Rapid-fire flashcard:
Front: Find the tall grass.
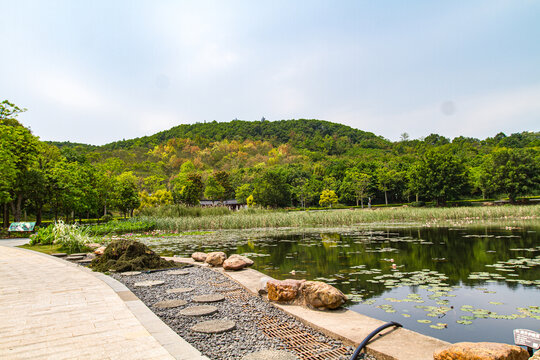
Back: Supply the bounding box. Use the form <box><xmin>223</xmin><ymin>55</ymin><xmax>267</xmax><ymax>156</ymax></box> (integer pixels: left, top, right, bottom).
<box><xmin>137</xmin><ymin>204</ymin><xmax>236</xmax><ymax>217</ymax></box>
<box><xmin>135</xmin><ymin>205</ymin><xmax>540</xmax><ymax>232</ymax></box>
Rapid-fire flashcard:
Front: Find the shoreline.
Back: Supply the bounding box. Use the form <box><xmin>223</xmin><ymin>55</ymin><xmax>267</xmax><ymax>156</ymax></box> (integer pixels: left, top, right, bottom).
<box><xmin>167</xmin><ymin>257</ymin><xmax>449</xmax><ymax>360</ymax></box>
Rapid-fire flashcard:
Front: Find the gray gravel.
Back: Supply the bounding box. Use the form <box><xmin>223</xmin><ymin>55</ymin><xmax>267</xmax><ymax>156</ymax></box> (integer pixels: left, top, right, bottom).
<box><xmin>113</xmin><ymin>266</ymin><xmax>377</xmax><ymax>360</ymax></box>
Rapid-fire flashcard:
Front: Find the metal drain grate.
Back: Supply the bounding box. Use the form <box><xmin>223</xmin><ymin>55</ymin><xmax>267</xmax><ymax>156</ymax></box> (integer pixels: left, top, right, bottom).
<box><xmin>258</xmin><ymin>316</ymin><xmax>351</xmax><ymax>359</ymax></box>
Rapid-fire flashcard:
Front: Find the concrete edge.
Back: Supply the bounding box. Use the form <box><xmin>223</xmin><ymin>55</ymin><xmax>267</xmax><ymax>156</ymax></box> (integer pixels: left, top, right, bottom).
<box><xmin>168</xmin><ymin>257</ymin><xmax>450</xmax><ymax>360</ymax></box>
<box><xmin>3</xmin><ymin>245</ymin><xmax>209</xmax><ymax>360</ymax></box>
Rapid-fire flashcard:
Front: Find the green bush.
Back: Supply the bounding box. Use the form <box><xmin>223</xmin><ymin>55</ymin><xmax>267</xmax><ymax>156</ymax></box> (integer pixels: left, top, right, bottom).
<box><xmin>410</xmin><ymin>201</ymin><xmax>426</xmax><ymax>207</ymax></box>
<box><xmin>29</xmin><ymin>225</ymin><xmax>55</xmax><ymax>245</ymax></box>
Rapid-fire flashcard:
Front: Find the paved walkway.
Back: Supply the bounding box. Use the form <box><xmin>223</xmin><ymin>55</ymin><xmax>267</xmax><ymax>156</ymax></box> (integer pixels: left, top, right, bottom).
<box><xmin>0</xmin><ymin>243</ymin><xmax>208</xmax><ymax>360</ymax></box>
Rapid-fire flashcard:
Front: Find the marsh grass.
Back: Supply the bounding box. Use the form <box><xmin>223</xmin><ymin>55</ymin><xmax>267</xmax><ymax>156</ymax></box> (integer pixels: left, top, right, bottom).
<box><xmin>135</xmin><ymin>205</ymin><xmax>540</xmax><ymax>232</ymax></box>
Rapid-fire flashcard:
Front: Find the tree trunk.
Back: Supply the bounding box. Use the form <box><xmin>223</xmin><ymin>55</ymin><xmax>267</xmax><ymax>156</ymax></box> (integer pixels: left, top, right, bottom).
<box><xmin>104</xmin><ymin>203</ymin><xmax>107</xmax><ymax>217</ymax></box>
<box><xmin>3</xmin><ymin>204</ymin><xmax>9</xmax><ymax>228</ymax></box>
<box><xmin>416</xmin><ymin>193</ymin><xmax>419</xmax><ymax>202</ymax></box>
<box><xmin>36</xmin><ymin>206</ymin><xmax>42</xmax><ymax>227</ymax></box>
<box><xmin>361</xmin><ymin>198</ymin><xmax>364</xmax><ymax>208</ymax></box>
<box><xmin>356</xmin><ymin>198</ymin><xmax>359</xmax><ymax>207</ymax></box>
<box><xmin>384</xmin><ymin>191</ymin><xmax>388</xmax><ymax>205</ymax></box>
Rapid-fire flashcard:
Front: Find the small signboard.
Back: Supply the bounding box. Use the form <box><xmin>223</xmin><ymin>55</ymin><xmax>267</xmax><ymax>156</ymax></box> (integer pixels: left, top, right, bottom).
<box><xmin>514</xmin><ymin>329</ymin><xmax>540</xmax><ymax>350</ymax></box>
<box><xmin>8</xmin><ymin>222</ymin><xmax>36</xmax><ymax>232</ymax></box>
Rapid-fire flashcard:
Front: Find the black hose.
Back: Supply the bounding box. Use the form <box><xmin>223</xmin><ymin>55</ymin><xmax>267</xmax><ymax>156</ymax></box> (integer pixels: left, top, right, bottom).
<box><xmin>350</xmin><ymin>321</ymin><xmax>403</xmax><ymax>360</ymax></box>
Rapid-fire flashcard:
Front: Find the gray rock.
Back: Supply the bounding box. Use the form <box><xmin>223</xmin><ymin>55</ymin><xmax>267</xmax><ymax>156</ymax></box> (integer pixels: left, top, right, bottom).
<box><xmin>153</xmin><ymin>299</ymin><xmax>187</xmax><ymax>309</ymax></box>
<box><xmin>65</xmin><ymin>255</ymin><xmax>84</xmax><ymax>261</ymax></box>
<box><xmin>193</xmin><ymin>294</ymin><xmax>225</xmax><ymax>303</ymax></box>
<box><xmin>179</xmin><ymin>305</ymin><xmax>218</xmax><ymax>317</ymax></box>
<box><xmin>191</xmin><ymin>319</ymin><xmax>236</xmax><ymax>334</ymax></box>
<box><xmin>242</xmin><ymin>350</ymin><xmax>298</xmax><ymax>360</ymax></box>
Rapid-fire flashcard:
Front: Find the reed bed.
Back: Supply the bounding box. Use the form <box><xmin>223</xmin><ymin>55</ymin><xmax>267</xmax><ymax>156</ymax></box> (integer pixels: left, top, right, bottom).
<box><xmin>135</xmin><ymin>205</ymin><xmax>540</xmax><ymax>232</ymax></box>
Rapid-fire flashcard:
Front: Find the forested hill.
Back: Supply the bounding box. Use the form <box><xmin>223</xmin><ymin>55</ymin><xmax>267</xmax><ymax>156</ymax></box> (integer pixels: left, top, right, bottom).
<box><xmin>99</xmin><ymin>119</ymin><xmax>390</xmax><ymax>150</ymax></box>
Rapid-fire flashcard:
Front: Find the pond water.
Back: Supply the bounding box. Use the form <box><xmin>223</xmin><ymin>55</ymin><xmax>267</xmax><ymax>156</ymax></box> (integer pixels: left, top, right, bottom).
<box><xmin>142</xmin><ymin>225</ymin><xmax>540</xmax><ymax>344</ymax></box>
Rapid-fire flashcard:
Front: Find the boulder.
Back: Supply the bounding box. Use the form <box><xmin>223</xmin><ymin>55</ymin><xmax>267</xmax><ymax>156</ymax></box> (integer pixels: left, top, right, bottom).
<box><xmin>94</xmin><ymin>246</ymin><xmax>106</xmax><ymax>256</ymax></box>
<box><xmin>86</xmin><ymin>243</ymin><xmax>102</xmax><ymax>250</ymax></box>
<box><xmin>223</xmin><ymin>254</ymin><xmax>254</xmax><ymax>271</ymax></box>
<box><xmin>266</xmin><ymin>279</ymin><xmax>304</xmax><ymax>302</ymax></box>
<box><xmin>433</xmin><ymin>342</ymin><xmax>530</xmax><ymax>360</ymax></box>
<box><xmin>191</xmin><ymin>252</ymin><xmax>207</xmax><ymax>262</ymax></box>
<box><xmin>205</xmin><ymin>252</ymin><xmax>227</xmax><ymax>266</ymax></box>
<box><xmin>301</xmin><ymin>281</ymin><xmax>347</xmax><ymax>309</ymax></box>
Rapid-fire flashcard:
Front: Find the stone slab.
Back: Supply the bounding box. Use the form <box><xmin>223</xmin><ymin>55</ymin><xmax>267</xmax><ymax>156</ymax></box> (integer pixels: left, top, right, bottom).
<box><xmin>51</xmin><ymin>253</ymin><xmax>67</xmax><ymax>257</ymax></box>
<box><xmin>180</xmin><ymin>305</ymin><xmax>218</xmax><ymax>317</ymax></box>
<box><xmin>242</xmin><ymin>350</ymin><xmax>298</xmax><ymax>360</ymax></box>
<box><xmin>191</xmin><ymin>320</ymin><xmax>235</xmax><ymax>334</ymax></box>
<box><xmin>192</xmin><ymin>294</ymin><xmax>225</xmax><ymax>303</ymax></box>
<box><xmin>166</xmin><ymin>287</ymin><xmax>194</xmax><ymax>294</ymax></box>
<box><xmin>120</xmin><ymin>271</ymin><xmax>142</xmax><ymax>276</ymax></box>
<box><xmin>65</xmin><ymin>255</ymin><xmax>84</xmax><ymax>261</ymax></box>
<box><xmin>153</xmin><ymin>299</ymin><xmax>188</xmax><ymax>309</ymax></box>
<box><xmin>167</xmin><ymin>270</ymin><xmax>189</xmax><ymax>275</ymax></box>
<box><xmin>135</xmin><ymin>280</ymin><xmax>165</xmax><ymax>287</ymax></box>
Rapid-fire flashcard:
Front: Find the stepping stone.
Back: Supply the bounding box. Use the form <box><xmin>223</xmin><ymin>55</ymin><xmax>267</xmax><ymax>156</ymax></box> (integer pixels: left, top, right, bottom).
<box><xmin>120</xmin><ymin>271</ymin><xmax>142</xmax><ymax>276</ymax></box>
<box><xmin>167</xmin><ymin>270</ymin><xmax>189</xmax><ymax>275</ymax></box>
<box><xmin>51</xmin><ymin>253</ymin><xmax>67</xmax><ymax>257</ymax></box>
<box><xmin>134</xmin><ymin>280</ymin><xmax>165</xmax><ymax>287</ymax></box>
<box><xmin>179</xmin><ymin>305</ymin><xmax>218</xmax><ymax>317</ymax></box>
<box><xmin>77</xmin><ymin>259</ymin><xmax>92</xmax><ymax>264</ymax></box>
<box><xmin>242</xmin><ymin>350</ymin><xmax>298</xmax><ymax>360</ymax></box>
<box><xmin>217</xmin><ymin>287</ymin><xmax>242</xmax><ymax>293</ymax></box>
<box><xmin>191</xmin><ymin>319</ymin><xmax>235</xmax><ymax>334</ymax></box>
<box><xmin>192</xmin><ymin>294</ymin><xmax>225</xmax><ymax>303</ymax></box>
<box><xmin>166</xmin><ymin>287</ymin><xmax>194</xmax><ymax>294</ymax></box>
<box><xmin>70</xmin><ymin>253</ymin><xmax>88</xmax><ymax>257</ymax></box>
<box><xmin>153</xmin><ymin>299</ymin><xmax>187</xmax><ymax>309</ymax></box>
<box><xmin>65</xmin><ymin>255</ymin><xmax>84</xmax><ymax>261</ymax></box>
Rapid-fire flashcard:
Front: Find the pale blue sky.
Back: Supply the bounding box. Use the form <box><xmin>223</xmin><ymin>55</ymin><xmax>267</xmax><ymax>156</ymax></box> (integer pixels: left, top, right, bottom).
<box><xmin>1</xmin><ymin>0</ymin><xmax>539</xmax><ymax>144</ymax></box>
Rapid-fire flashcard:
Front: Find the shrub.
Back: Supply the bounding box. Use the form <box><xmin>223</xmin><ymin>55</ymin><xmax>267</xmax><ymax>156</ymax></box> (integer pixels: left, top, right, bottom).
<box><xmin>29</xmin><ymin>225</ymin><xmax>55</xmax><ymax>245</ymax></box>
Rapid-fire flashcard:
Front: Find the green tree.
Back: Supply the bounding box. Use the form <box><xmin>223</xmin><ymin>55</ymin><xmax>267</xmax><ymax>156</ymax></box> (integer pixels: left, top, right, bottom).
<box><xmin>408</xmin><ymin>150</ymin><xmax>469</xmax><ymax>205</ymax></box>
<box><xmin>0</xmin><ymin>103</ymin><xmax>40</xmax><ymax>222</ymax></box>
<box><xmin>376</xmin><ymin>167</ymin><xmax>399</xmax><ymax>205</ymax></box>
<box><xmin>172</xmin><ymin>173</ymin><xmax>203</xmax><ymax>205</ymax></box>
<box><xmin>204</xmin><ymin>176</ymin><xmax>225</xmax><ymax>201</ymax></box>
<box><xmin>340</xmin><ymin>170</ymin><xmax>371</xmax><ymax>207</ymax></box>
<box><xmin>319</xmin><ymin>189</ymin><xmax>338</xmax><ymax>208</ymax></box>
<box><xmin>235</xmin><ymin>184</ymin><xmax>253</xmax><ymax>205</ymax></box>
<box><xmin>484</xmin><ymin>148</ymin><xmax>539</xmax><ymax>202</ymax></box>
<box><xmin>214</xmin><ymin>171</ymin><xmax>234</xmax><ymax>200</ymax></box>
<box><xmin>114</xmin><ymin>172</ymin><xmax>140</xmax><ymax>217</ymax></box>
<box><xmin>253</xmin><ymin>168</ymin><xmax>291</xmax><ymax>208</ymax></box>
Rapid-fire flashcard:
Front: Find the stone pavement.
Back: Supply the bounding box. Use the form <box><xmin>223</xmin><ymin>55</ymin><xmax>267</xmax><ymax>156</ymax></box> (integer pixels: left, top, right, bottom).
<box><xmin>0</xmin><ymin>244</ymin><xmax>208</xmax><ymax>360</ymax></box>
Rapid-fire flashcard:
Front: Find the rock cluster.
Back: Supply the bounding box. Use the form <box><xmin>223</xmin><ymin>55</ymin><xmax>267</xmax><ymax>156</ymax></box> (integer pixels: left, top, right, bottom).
<box><xmin>433</xmin><ymin>342</ymin><xmax>530</xmax><ymax>360</ymax></box>
<box><xmin>267</xmin><ymin>279</ymin><xmax>346</xmax><ymax>310</ymax></box>
<box><xmin>191</xmin><ymin>251</ymin><xmax>254</xmax><ymax>271</ymax></box>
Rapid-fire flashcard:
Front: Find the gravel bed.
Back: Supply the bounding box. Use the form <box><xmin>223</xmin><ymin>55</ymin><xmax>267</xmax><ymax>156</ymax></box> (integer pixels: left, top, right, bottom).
<box><xmin>113</xmin><ymin>266</ymin><xmax>378</xmax><ymax>360</ymax></box>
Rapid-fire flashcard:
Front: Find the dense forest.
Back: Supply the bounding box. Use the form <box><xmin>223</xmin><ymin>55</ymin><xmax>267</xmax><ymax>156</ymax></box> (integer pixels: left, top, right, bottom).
<box><xmin>1</xmin><ymin>100</ymin><xmax>539</xmax><ymax>226</ymax></box>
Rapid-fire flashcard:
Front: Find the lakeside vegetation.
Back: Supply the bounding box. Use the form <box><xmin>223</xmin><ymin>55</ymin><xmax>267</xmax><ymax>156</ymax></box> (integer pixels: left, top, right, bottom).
<box><xmin>106</xmin><ymin>205</ymin><xmax>540</xmax><ymax>233</ymax></box>
<box><xmin>1</xmin><ymin>99</ymin><xmax>539</xmax><ymax>229</ymax></box>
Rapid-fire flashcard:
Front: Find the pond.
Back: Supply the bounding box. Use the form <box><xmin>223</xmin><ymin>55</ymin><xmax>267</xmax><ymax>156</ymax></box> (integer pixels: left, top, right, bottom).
<box><xmin>140</xmin><ymin>225</ymin><xmax>540</xmax><ymax>344</ymax></box>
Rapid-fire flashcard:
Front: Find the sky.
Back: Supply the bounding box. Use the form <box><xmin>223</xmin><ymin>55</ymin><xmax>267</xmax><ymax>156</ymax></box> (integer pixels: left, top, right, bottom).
<box><xmin>1</xmin><ymin>0</ymin><xmax>539</xmax><ymax>145</ymax></box>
